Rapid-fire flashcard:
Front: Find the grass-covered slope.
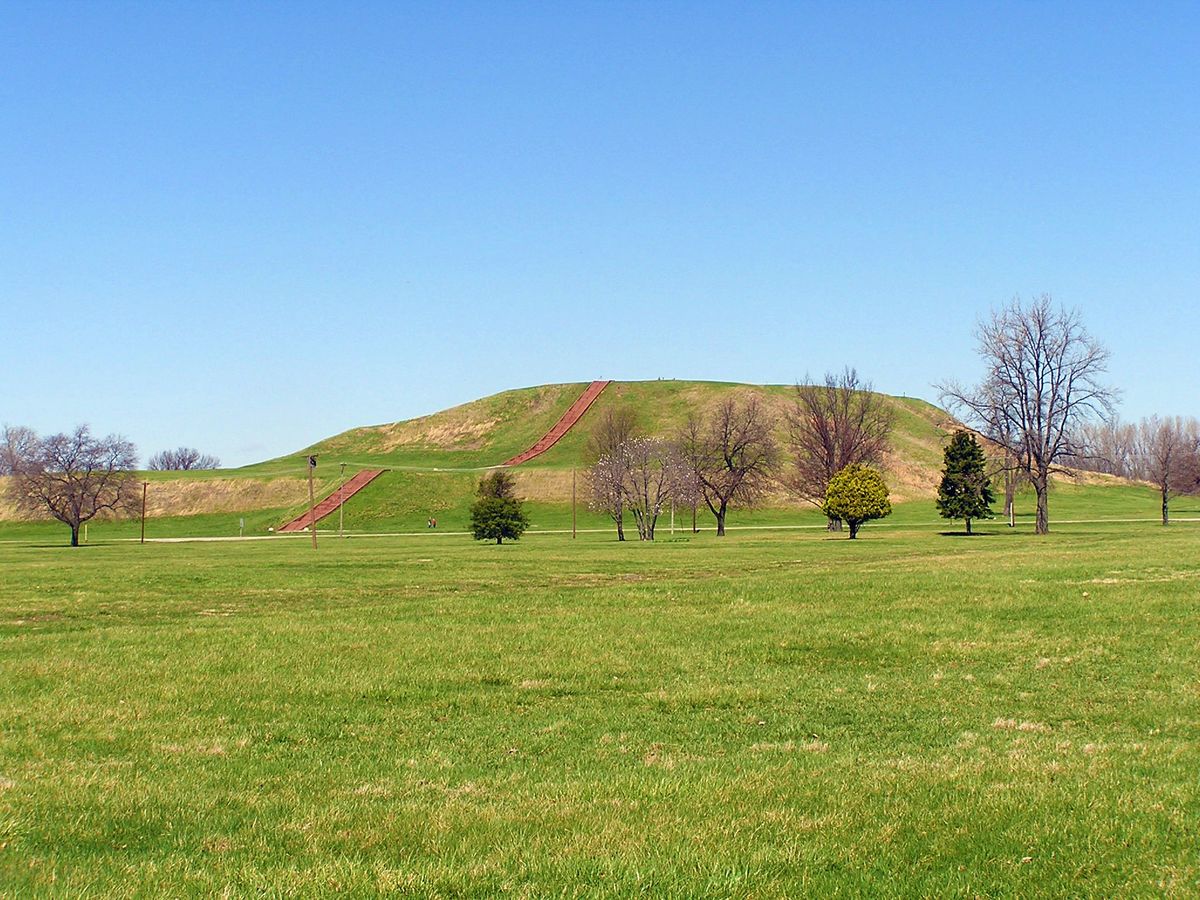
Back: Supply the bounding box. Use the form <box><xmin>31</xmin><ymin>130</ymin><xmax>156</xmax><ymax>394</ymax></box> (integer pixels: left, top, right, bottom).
<box><xmin>234</xmin><ymin>380</ymin><xmax>958</xmax><ymax>530</ymax></box>
<box><xmin>247</xmin><ymin>382</ymin><xmax>596</xmax><ymax>474</ymax></box>
<box><xmin>0</xmin><ymin>380</ymin><xmax>1166</xmax><ymax>540</ymax></box>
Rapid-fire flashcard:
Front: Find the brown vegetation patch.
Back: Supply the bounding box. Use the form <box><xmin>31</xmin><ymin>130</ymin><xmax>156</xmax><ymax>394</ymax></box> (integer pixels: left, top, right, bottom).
<box><xmin>370</xmin><ymin>414</ymin><xmax>500</xmax><ymax>452</ymax></box>
<box><xmin>145</xmin><ymin>478</ymin><xmax>311</xmax><ymax>517</ymax></box>
<box><xmin>0</xmin><ymin>476</ymin><xmax>312</xmax><ymax>521</ymax></box>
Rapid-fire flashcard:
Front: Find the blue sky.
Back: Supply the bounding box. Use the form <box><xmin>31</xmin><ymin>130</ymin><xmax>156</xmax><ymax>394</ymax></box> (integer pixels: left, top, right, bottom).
<box><xmin>2</xmin><ymin>1</ymin><xmax>1197</xmax><ymax>466</ymax></box>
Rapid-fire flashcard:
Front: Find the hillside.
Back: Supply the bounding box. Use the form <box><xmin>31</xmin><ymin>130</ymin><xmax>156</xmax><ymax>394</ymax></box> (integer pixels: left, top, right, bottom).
<box><xmin>234</xmin><ymin>380</ymin><xmax>960</xmax><ymax>532</ymax></box>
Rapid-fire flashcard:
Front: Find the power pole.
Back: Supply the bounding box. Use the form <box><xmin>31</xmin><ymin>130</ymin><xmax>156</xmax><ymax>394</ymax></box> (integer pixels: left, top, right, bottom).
<box><xmin>307</xmin><ymin>455</ymin><xmax>318</xmax><ymax>550</ymax></box>
<box><xmin>140</xmin><ymin>481</ymin><xmax>149</xmax><ymax>544</ymax></box>
<box><xmin>572</xmin><ymin>468</ymin><xmax>577</xmax><ymax>539</ymax></box>
<box><xmin>339</xmin><ymin>462</ymin><xmax>347</xmax><ymax>539</ymax></box>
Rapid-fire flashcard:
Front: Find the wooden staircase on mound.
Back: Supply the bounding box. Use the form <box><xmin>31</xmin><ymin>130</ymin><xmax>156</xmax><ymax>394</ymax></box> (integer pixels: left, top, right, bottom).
<box><xmin>278</xmin><ymin>468</ymin><xmax>386</xmax><ymax>532</ymax></box>
<box><xmin>501</xmin><ymin>380</ymin><xmax>612</xmax><ymax>467</ymax></box>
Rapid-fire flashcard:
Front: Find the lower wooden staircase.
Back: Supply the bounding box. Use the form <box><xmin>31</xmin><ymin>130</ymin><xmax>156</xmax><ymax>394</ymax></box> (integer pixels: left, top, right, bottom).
<box><xmin>278</xmin><ymin>468</ymin><xmax>386</xmax><ymax>532</ymax></box>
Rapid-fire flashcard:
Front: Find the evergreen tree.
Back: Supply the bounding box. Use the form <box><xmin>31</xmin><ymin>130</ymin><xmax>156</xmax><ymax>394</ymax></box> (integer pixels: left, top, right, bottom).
<box><xmin>936</xmin><ymin>430</ymin><xmax>995</xmax><ymax>534</ymax></box>
<box><xmin>477</xmin><ymin>470</ymin><xmax>518</xmax><ymax>500</ymax></box>
<box><xmin>470</xmin><ymin>471</ymin><xmax>529</xmax><ymax>544</ymax></box>
<box><xmin>823</xmin><ymin>464</ymin><xmax>891</xmax><ymax>539</ymax></box>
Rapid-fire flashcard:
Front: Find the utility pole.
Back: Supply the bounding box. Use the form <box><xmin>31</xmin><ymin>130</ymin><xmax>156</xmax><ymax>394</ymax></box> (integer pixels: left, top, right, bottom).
<box><xmin>572</xmin><ymin>468</ymin><xmax>577</xmax><ymax>539</ymax></box>
<box><xmin>140</xmin><ymin>481</ymin><xmax>149</xmax><ymax>544</ymax></box>
<box><xmin>339</xmin><ymin>462</ymin><xmax>347</xmax><ymax>539</ymax></box>
<box><xmin>307</xmin><ymin>455</ymin><xmax>318</xmax><ymax>550</ymax></box>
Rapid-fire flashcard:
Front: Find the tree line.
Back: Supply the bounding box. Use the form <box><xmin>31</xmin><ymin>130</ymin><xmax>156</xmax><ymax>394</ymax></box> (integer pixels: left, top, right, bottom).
<box><xmin>580</xmin><ymin>368</ymin><xmax>896</xmax><ymax>541</ymax></box>
<box><xmin>939</xmin><ymin>295</ymin><xmax>1199</xmax><ymax>532</ymax></box>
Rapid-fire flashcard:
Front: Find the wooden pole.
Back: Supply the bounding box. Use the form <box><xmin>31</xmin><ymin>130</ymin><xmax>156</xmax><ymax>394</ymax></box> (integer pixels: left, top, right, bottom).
<box><xmin>307</xmin><ymin>455</ymin><xmax>318</xmax><ymax>550</ymax></box>
<box><xmin>339</xmin><ymin>462</ymin><xmax>346</xmax><ymax>539</ymax></box>
<box><xmin>140</xmin><ymin>481</ymin><xmax>149</xmax><ymax>544</ymax></box>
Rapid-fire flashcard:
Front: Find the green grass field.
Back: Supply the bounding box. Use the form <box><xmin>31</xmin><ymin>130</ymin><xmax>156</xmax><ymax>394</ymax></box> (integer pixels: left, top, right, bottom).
<box><xmin>2</xmin><ymin>491</ymin><xmax>1198</xmax><ymax>895</ymax></box>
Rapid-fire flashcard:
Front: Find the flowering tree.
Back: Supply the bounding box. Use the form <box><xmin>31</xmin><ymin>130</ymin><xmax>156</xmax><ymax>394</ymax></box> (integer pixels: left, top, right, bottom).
<box><xmin>587</xmin><ymin>438</ymin><xmax>687</xmax><ymax>541</ymax></box>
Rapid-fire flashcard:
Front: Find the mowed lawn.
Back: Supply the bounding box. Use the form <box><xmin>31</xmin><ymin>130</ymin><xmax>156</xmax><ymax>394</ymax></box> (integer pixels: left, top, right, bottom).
<box><xmin>1</xmin><ymin>522</ymin><xmax>1198</xmax><ymax>896</ymax></box>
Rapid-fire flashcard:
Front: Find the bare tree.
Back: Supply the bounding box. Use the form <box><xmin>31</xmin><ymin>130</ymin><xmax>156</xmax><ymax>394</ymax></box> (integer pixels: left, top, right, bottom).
<box><xmin>584</xmin><ymin>406</ymin><xmax>640</xmax><ymax>464</ymax></box>
<box><xmin>147</xmin><ymin>447</ymin><xmax>220</xmax><ymax>470</ymax></box>
<box><xmin>939</xmin><ymin>295</ymin><xmax>1117</xmax><ymax>534</ymax></box>
<box><xmin>1133</xmin><ymin>416</ymin><xmax>1200</xmax><ymax>525</ymax></box>
<box><xmin>976</xmin><ymin>386</ymin><xmax>1027</xmax><ymax>527</ymax></box>
<box><xmin>784</xmin><ymin>367</ymin><xmax>893</xmax><ymax>529</ymax></box>
<box><xmin>1067</xmin><ymin>420</ymin><xmax>1138</xmax><ymax>478</ymax></box>
<box><xmin>677</xmin><ymin>395</ymin><xmax>779</xmax><ymax>536</ymax></box>
<box><xmin>0</xmin><ymin>425</ymin><xmax>39</xmax><ymax>476</ymax></box>
<box><xmin>7</xmin><ymin>426</ymin><xmax>140</xmax><ymax>546</ymax></box>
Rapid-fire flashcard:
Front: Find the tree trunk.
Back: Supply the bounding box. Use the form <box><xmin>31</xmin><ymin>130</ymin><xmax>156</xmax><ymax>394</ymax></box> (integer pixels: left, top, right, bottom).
<box><xmin>966</xmin><ymin>518</ymin><xmax>972</xmax><ymax>535</ymax></box>
<box><xmin>692</xmin><ymin>503</ymin><xmax>697</xmax><ymax>533</ymax></box>
<box><xmin>496</xmin><ymin>536</ymin><xmax>502</xmax><ymax>544</ymax></box>
<box><xmin>1004</xmin><ymin>459</ymin><xmax>1016</xmax><ymax>527</ymax></box>
<box><xmin>715</xmin><ymin>503</ymin><xmax>727</xmax><ymax>537</ymax></box>
<box><xmin>1033</xmin><ymin>471</ymin><xmax>1049</xmax><ymax>535</ymax></box>
<box><xmin>70</xmin><ymin>523</ymin><xmax>80</xmax><ymax>547</ymax></box>
<box><xmin>616</xmin><ymin>514</ymin><xmax>625</xmax><ymax>542</ymax></box>
<box><xmin>848</xmin><ymin>521</ymin><xmax>859</xmax><ymax>539</ymax></box>
<box><xmin>827</xmin><ymin>516</ymin><xmax>843</xmax><ymax>532</ymax></box>
<box><xmin>1162</xmin><ymin>484</ymin><xmax>1170</xmax><ymax>526</ymax></box>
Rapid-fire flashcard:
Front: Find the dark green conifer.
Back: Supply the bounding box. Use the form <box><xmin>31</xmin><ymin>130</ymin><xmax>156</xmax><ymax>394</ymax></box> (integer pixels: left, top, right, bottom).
<box><xmin>936</xmin><ymin>430</ymin><xmax>994</xmax><ymax>534</ymax></box>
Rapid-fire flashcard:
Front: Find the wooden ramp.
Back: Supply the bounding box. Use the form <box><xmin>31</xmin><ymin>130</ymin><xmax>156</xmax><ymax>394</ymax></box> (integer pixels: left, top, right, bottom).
<box><xmin>278</xmin><ymin>468</ymin><xmax>386</xmax><ymax>532</ymax></box>
<box><xmin>501</xmin><ymin>381</ymin><xmax>611</xmax><ymax>467</ymax></box>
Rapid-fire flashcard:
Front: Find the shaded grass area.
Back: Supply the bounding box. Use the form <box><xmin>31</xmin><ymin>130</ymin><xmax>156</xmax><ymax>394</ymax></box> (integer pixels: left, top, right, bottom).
<box><xmin>1</xmin><ymin>520</ymin><xmax>1198</xmax><ymax>895</ymax></box>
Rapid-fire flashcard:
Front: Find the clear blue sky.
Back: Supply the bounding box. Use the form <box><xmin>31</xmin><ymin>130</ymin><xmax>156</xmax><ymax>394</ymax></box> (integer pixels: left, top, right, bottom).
<box><xmin>2</xmin><ymin>1</ymin><xmax>1196</xmax><ymax>466</ymax></box>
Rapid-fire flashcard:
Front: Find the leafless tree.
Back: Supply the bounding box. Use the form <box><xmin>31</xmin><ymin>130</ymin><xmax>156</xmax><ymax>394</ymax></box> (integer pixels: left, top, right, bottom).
<box><xmin>1132</xmin><ymin>416</ymin><xmax>1200</xmax><ymax>525</ymax></box>
<box><xmin>7</xmin><ymin>426</ymin><xmax>140</xmax><ymax>546</ymax></box>
<box><xmin>783</xmin><ymin>367</ymin><xmax>893</xmax><ymax>529</ymax></box>
<box><xmin>147</xmin><ymin>447</ymin><xmax>220</xmax><ymax>470</ymax></box>
<box><xmin>975</xmin><ymin>386</ymin><xmax>1027</xmax><ymax>527</ymax></box>
<box><xmin>1064</xmin><ymin>420</ymin><xmax>1138</xmax><ymax>477</ymax></box>
<box><xmin>584</xmin><ymin>405</ymin><xmax>640</xmax><ymax>465</ymax></box>
<box><xmin>0</xmin><ymin>425</ymin><xmax>39</xmax><ymax>476</ymax></box>
<box><xmin>677</xmin><ymin>395</ymin><xmax>779</xmax><ymax>536</ymax></box>
<box><xmin>939</xmin><ymin>295</ymin><xmax>1117</xmax><ymax>534</ymax></box>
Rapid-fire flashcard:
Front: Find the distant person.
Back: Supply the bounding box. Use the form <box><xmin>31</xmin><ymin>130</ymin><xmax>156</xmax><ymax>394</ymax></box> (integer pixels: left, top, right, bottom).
<box><xmin>431</xmin><ymin>517</ymin><xmax>437</xmax><ymax>529</ymax></box>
